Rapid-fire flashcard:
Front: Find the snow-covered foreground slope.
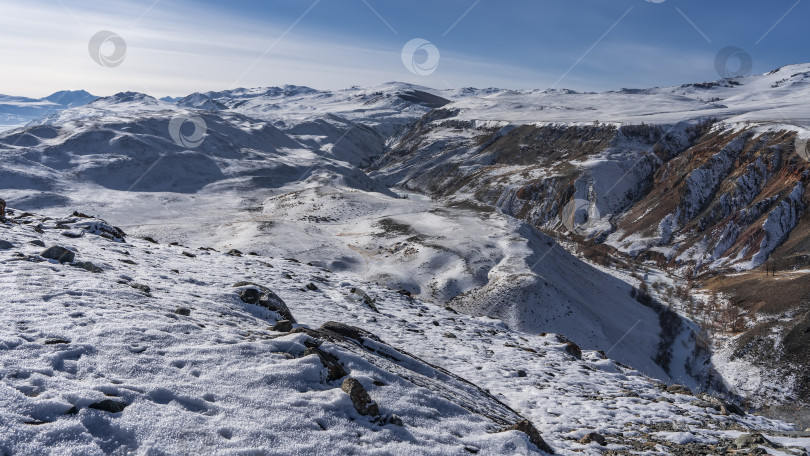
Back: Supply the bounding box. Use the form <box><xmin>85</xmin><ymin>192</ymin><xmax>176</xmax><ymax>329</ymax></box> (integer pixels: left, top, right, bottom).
<box><xmin>2</xmin><ymin>209</ymin><xmax>809</xmax><ymax>455</ymax></box>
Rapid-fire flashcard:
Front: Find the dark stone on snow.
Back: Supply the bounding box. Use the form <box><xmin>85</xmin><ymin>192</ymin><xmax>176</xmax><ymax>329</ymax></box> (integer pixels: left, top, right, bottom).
<box><xmin>64</xmin><ymin>406</ymin><xmax>79</xmax><ymax>415</ymax></box>
<box><xmin>444</xmin><ymin>332</ymin><xmax>458</xmax><ymax>339</ymax></box>
<box><xmin>305</xmin><ymin>282</ymin><xmax>319</xmax><ymax>291</ymax></box>
<box><xmin>44</xmin><ymin>338</ymin><xmax>70</xmax><ymax>345</ymax></box>
<box><xmin>564</xmin><ymin>342</ymin><xmax>582</xmax><ymax>360</ymax></box>
<box><xmin>226</xmin><ymin>249</ymin><xmax>242</xmax><ymax>256</ymax></box>
<box><xmin>555</xmin><ymin>334</ymin><xmax>572</xmax><ymax>344</ymax></box>
<box><xmin>0</xmin><ymin>240</ymin><xmax>13</xmax><ymax>250</ymax></box>
<box><xmin>61</xmin><ymin>231</ymin><xmax>84</xmax><ymax>238</ymax></box>
<box><xmin>130</xmin><ymin>283</ymin><xmax>151</xmax><ymax>294</ymax></box>
<box><xmin>691</xmin><ymin>399</ymin><xmax>720</xmax><ymax>410</ymax></box>
<box><xmin>502</xmin><ymin>420</ymin><xmax>555</xmax><ymax>454</ymax></box>
<box><xmin>259</xmin><ymin>292</ymin><xmax>296</xmax><ymax>323</ymax></box>
<box><xmin>272</xmin><ymin>320</ymin><xmax>293</xmax><ymax>332</ymax></box>
<box><xmin>319</xmin><ymin>321</ymin><xmax>382</xmax><ymax>343</ymax></box>
<box><xmin>579</xmin><ymin>432</ymin><xmax>607</xmax><ymax>446</ymax></box>
<box><xmin>174</xmin><ymin>307</ymin><xmax>191</xmax><ymax>316</ymax></box>
<box><xmin>666</xmin><ymin>384</ymin><xmax>692</xmax><ymax>395</ymax></box>
<box><xmin>698</xmin><ymin>394</ymin><xmax>745</xmax><ymax>416</ymax></box>
<box><xmin>88</xmin><ymin>399</ymin><xmax>128</xmax><ymax>413</ymax></box>
<box><xmin>235</xmin><ymin>284</ymin><xmax>297</xmax><ymax>323</ymax></box>
<box><xmin>143</xmin><ymin>237</ymin><xmax>158</xmax><ymax>244</ymax></box>
<box><xmin>304</xmin><ymin>346</ymin><xmax>347</xmax><ymax>381</ymax></box>
<box><xmin>29</xmin><ymin>240</ymin><xmax>46</xmax><ymax>247</ymax></box>
<box><xmin>182</xmin><ymin>251</ymin><xmax>196</xmax><ymax>258</ymax></box>
<box><xmin>239</xmin><ymin>288</ymin><xmax>262</xmax><ymax>304</ymax></box>
<box><xmin>733</xmin><ymin>433</ymin><xmax>773</xmax><ymax>449</ymax></box>
<box><xmin>40</xmin><ymin>246</ymin><xmax>74</xmax><ymax>263</ymax></box>
<box><xmin>341</xmin><ymin>377</ymin><xmax>379</xmax><ymax>416</ymax></box>
<box><xmin>517</xmin><ymin>370</ymin><xmax>528</xmax><ymax>378</ymax></box>
<box><xmin>383</xmin><ymin>414</ymin><xmax>403</xmax><ymax>426</ymax></box>
<box><xmin>72</xmin><ymin>261</ymin><xmax>102</xmax><ymax>273</ymax></box>
<box><xmin>719</xmin><ymin>400</ymin><xmax>744</xmax><ymax>416</ymax></box>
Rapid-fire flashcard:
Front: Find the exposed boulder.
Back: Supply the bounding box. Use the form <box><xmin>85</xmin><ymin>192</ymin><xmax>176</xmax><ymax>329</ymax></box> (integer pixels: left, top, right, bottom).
<box><xmin>234</xmin><ymin>283</ymin><xmax>296</xmax><ymax>323</ymax></box>
<box><xmin>40</xmin><ymin>246</ymin><xmax>75</xmax><ymax>263</ymax></box>
<box><xmin>72</xmin><ymin>261</ymin><xmax>102</xmax><ymax>273</ymax></box>
<box><xmin>666</xmin><ymin>384</ymin><xmax>692</xmax><ymax>396</ymax></box>
<box><xmin>502</xmin><ymin>420</ymin><xmax>555</xmax><ymax>454</ymax></box>
<box><xmin>579</xmin><ymin>432</ymin><xmax>607</xmax><ymax>446</ymax></box>
<box><xmin>238</xmin><ymin>288</ymin><xmax>262</xmax><ymax>304</ymax></box>
<box><xmin>564</xmin><ymin>342</ymin><xmax>582</xmax><ymax>360</ymax></box>
<box><xmin>271</xmin><ymin>320</ymin><xmax>293</xmax><ymax>332</ymax></box>
<box><xmin>259</xmin><ymin>292</ymin><xmax>296</xmax><ymax>323</ymax></box>
<box><xmin>130</xmin><ymin>283</ymin><xmax>151</xmax><ymax>294</ymax></box>
<box><xmin>341</xmin><ymin>377</ymin><xmax>379</xmax><ymax>417</ymax></box>
<box><xmin>733</xmin><ymin>433</ymin><xmax>773</xmax><ymax>449</ymax></box>
<box><xmin>88</xmin><ymin>399</ymin><xmax>128</xmax><ymax>413</ymax></box>
<box><xmin>0</xmin><ymin>240</ymin><xmax>13</xmax><ymax>250</ymax></box>
<box><xmin>304</xmin><ymin>346</ymin><xmax>347</xmax><ymax>382</ymax></box>
<box><xmin>319</xmin><ymin>321</ymin><xmax>383</xmax><ymax>343</ymax></box>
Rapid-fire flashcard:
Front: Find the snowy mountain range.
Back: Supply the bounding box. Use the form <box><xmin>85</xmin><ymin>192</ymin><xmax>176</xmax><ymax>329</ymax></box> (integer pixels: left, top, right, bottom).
<box><xmin>2</xmin><ymin>64</ymin><xmax>810</xmax><ymax>454</ymax></box>
<box><xmin>0</xmin><ymin>90</ymin><xmax>97</xmax><ymax>130</ymax></box>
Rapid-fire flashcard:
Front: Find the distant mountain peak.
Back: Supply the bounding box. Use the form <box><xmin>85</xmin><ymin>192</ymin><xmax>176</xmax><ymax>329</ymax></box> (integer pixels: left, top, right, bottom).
<box><xmin>43</xmin><ymin>90</ymin><xmax>97</xmax><ymax>108</ymax></box>
<box><xmin>91</xmin><ymin>91</ymin><xmax>159</xmax><ymax>106</ymax></box>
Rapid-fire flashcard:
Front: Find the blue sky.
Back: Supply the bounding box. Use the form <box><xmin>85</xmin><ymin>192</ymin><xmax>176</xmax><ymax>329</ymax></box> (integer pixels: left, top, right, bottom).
<box><xmin>1</xmin><ymin>0</ymin><xmax>807</xmax><ymax>97</ymax></box>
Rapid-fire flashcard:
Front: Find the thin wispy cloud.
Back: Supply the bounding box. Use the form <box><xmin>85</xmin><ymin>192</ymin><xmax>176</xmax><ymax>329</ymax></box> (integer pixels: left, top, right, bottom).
<box><xmin>0</xmin><ymin>0</ymin><xmax>805</xmax><ymax>97</ymax></box>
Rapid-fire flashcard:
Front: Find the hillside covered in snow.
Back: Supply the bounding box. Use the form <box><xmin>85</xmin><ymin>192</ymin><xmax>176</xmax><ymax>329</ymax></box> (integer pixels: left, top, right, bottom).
<box><xmin>2</xmin><ymin>209</ymin><xmax>808</xmax><ymax>455</ymax></box>
<box><xmin>2</xmin><ymin>64</ymin><xmax>810</xmax><ymax>454</ymax></box>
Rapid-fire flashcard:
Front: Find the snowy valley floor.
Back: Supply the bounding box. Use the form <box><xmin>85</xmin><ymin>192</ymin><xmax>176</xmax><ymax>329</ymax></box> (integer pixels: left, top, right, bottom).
<box><xmin>1</xmin><ymin>210</ymin><xmax>809</xmax><ymax>455</ymax></box>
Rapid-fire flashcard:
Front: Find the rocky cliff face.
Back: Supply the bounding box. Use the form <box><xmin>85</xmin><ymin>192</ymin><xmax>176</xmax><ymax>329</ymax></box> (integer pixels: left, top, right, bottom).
<box><xmin>372</xmin><ymin>117</ymin><xmax>809</xmax><ymax>275</ymax></box>
<box><xmin>370</xmin><ymin>113</ymin><xmax>810</xmax><ymax>411</ymax></box>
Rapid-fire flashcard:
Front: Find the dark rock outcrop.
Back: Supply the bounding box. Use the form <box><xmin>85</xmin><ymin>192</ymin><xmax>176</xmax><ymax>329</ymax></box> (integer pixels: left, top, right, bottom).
<box><xmin>502</xmin><ymin>420</ymin><xmax>555</xmax><ymax>454</ymax></box>
<box><xmin>40</xmin><ymin>246</ymin><xmax>74</xmax><ymax>263</ymax></box>
<box><xmin>341</xmin><ymin>377</ymin><xmax>379</xmax><ymax>416</ymax></box>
